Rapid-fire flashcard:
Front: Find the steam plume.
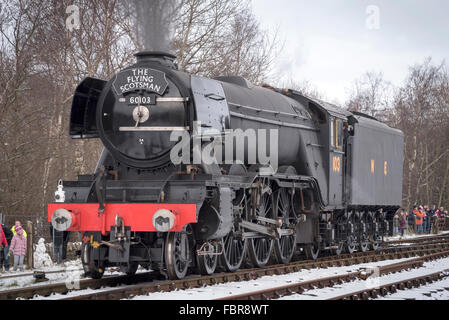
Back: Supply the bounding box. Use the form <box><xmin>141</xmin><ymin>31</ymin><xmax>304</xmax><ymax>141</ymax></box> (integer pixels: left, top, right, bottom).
<box><xmin>131</xmin><ymin>0</ymin><xmax>180</xmax><ymax>52</ymax></box>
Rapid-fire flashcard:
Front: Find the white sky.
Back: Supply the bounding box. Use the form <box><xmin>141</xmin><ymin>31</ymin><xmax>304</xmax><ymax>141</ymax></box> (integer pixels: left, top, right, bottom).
<box><xmin>252</xmin><ymin>0</ymin><xmax>449</xmax><ymax>104</ymax></box>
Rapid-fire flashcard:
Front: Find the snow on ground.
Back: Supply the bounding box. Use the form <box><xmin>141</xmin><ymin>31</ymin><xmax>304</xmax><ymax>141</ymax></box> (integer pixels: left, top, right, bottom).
<box><xmin>2</xmin><ymin>262</ymin><xmax>151</xmax><ymax>297</ymax></box>
<box><xmin>124</xmin><ymin>257</ymin><xmax>416</xmax><ymax>301</ymax></box>
<box><xmin>0</xmin><ymin>259</ymin><xmax>83</xmax><ymax>291</ymax></box>
<box><xmin>29</xmin><ymin>266</ymin><xmax>151</xmax><ymax>300</ymax></box>
<box><xmin>377</xmin><ymin>277</ymin><xmax>449</xmax><ymax>300</ymax></box>
<box><xmin>384</xmin><ymin>231</ymin><xmax>449</xmax><ymax>242</ymax></box>
<box><xmin>278</xmin><ymin>257</ymin><xmax>449</xmax><ymax>300</ymax></box>
<box><xmin>31</xmin><ymin>285</ymin><xmax>128</xmax><ymax>300</ymax></box>
<box><xmin>0</xmin><ymin>237</ymin><xmax>146</xmax><ymax>292</ymax></box>
<box><xmin>0</xmin><ymin>258</ymin><xmax>147</xmax><ymax>292</ymax></box>
<box><xmin>5</xmin><ymin>232</ymin><xmax>449</xmax><ymax>299</ymax></box>
<box><xmin>29</xmin><ymin>255</ymin><xmax>449</xmax><ymax>300</ymax></box>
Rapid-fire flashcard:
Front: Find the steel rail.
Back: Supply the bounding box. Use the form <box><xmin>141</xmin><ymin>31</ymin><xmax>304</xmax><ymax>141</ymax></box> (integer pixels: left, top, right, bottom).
<box><xmin>60</xmin><ymin>243</ymin><xmax>449</xmax><ymax>301</ymax></box>
<box><xmin>2</xmin><ymin>238</ymin><xmax>449</xmax><ymax>300</ymax></box>
<box><xmin>383</xmin><ymin>234</ymin><xmax>449</xmax><ymax>245</ymax></box>
<box><xmin>328</xmin><ymin>269</ymin><xmax>449</xmax><ymax>300</ymax></box>
<box><xmin>0</xmin><ymin>268</ymin><xmax>84</xmax><ymax>281</ymax></box>
<box><xmin>215</xmin><ymin>250</ymin><xmax>449</xmax><ymax>301</ymax></box>
<box><xmin>0</xmin><ymin>271</ymin><xmax>158</xmax><ymax>300</ymax></box>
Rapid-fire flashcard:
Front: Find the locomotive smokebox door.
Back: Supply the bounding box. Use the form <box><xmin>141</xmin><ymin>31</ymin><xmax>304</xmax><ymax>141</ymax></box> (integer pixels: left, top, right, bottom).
<box><xmin>108</xmin><ymin>227</ymin><xmax>131</xmax><ymax>263</ymax></box>
<box><xmin>191</xmin><ymin>75</ymin><xmax>230</xmax><ymax>133</ymax></box>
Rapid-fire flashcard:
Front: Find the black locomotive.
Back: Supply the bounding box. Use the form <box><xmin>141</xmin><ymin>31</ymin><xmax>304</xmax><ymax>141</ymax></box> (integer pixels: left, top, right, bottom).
<box><xmin>48</xmin><ymin>52</ymin><xmax>404</xmax><ymax>279</ymax></box>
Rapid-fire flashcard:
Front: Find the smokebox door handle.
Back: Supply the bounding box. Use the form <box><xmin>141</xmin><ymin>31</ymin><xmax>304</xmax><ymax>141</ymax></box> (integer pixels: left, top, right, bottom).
<box><xmin>205</xmin><ymin>93</ymin><xmax>225</xmax><ymax>101</ymax></box>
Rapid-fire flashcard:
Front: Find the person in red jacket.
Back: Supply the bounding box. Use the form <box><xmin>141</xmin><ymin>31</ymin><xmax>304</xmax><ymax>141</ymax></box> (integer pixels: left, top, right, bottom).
<box><xmin>0</xmin><ymin>224</ymin><xmax>12</xmax><ymax>271</ymax></box>
<box><xmin>0</xmin><ymin>226</ymin><xmax>7</xmax><ymax>271</ymax></box>
<box><xmin>0</xmin><ymin>226</ymin><xmax>7</xmax><ymax>247</ymax></box>
<box><xmin>415</xmin><ymin>206</ymin><xmax>426</xmax><ymax>234</ymax></box>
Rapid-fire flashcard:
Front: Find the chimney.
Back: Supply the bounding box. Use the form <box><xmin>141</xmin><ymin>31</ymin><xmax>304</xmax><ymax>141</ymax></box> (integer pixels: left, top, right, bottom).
<box><xmin>134</xmin><ymin>51</ymin><xmax>178</xmax><ymax>69</ymax></box>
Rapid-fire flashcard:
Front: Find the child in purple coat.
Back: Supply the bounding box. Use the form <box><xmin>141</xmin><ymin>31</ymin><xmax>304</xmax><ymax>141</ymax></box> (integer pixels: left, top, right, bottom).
<box><xmin>9</xmin><ymin>226</ymin><xmax>27</xmax><ymax>272</ymax></box>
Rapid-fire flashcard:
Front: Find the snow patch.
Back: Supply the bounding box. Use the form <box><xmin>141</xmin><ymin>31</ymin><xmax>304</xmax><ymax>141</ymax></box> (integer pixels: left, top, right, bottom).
<box><xmin>384</xmin><ymin>231</ymin><xmax>449</xmax><ymax>242</ymax></box>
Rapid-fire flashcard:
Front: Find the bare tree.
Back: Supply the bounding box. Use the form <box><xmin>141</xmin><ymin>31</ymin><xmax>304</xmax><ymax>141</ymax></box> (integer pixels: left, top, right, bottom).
<box><xmin>172</xmin><ymin>0</ymin><xmax>278</xmax><ymax>84</ymax></box>
<box><xmin>0</xmin><ymin>0</ymin><xmax>296</xmax><ymax>222</ymax></box>
<box><xmin>376</xmin><ymin>58</ymin><xmax>449</xmax><ymax>209</ymax></box>
<box><xmin>0</xmin><ymin>0</ymin><xmax>137</xmax><ymax>218</ymax></box>
<box><xmin>346</xmin><ymin>71</ymin><xmax>394</xmax><ymax>121</ymax></box>
<box><xmin>275</xmin><ymin>78</ymin><xmax>325</xmax><ymax>100</ymax></box>
<box><xmin>0</xmin><ymin>0</ymin><xmax>52</xmax><ymax>215</ymax></box>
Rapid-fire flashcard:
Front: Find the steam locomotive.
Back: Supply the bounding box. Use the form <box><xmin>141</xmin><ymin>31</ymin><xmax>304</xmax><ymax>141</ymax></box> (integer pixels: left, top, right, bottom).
<box><xmin>48</xmin><ymin>52</ymin><xmax>404</xmax><ymax>279</ymax></box>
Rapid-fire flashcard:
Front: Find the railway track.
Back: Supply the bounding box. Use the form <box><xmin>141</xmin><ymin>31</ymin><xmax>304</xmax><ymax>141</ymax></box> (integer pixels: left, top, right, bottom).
<box><xmin>328</xmin><ymin>268</ymin><xmax>449</xmax><ymax>300</ymax></box>
<box><xmin>2</xmin><ymin>236</ymin><xmax>449</xmax><ymax>300</ymax></box>
<box><xmin>383</xmin><ymin>234</ymin><xmax>449</xmax><ymax>245</ymax></box>
<box><xmin>215</xmin><ymin>250</ymin><xmax>449</xmax><ymax>300</ymax></box>
<box><xmin>59</xmin><ymin>240</ymin><xmax>449</xmax><ymax>300</ymax></box>
<box><xmin>0</xmin><ymin>268</ymin><xmax>86</xmax><ymax>282</ymax></box>
<box><xmin>0</xmin><ymin>271</ymin><xmax>160</xmax><ymax>300</ymax></box>
<box><xmin>3</xmin><ymin>233</ymin><xmax>439</xmax><ymax>282</ymax></box>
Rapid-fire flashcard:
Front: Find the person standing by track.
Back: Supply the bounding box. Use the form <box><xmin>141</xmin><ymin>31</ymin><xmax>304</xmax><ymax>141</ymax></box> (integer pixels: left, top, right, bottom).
<box><xmin>11</xmin><ymin>221</ymin><xmax>27</xmax><ymax>238</ymax></box>
<box><xmin>0</xmin><ymin>226</ymin><xmax>7</xmax><ymax>271</ymax></box>
<box><xmin>9</xmin><ymin>226</ymin><xmax>27</xmax><ymax>272</ymax></box>
<box><xmin>423</xmin><ymin>206</ymin><xmax>429</xmax><ymax>234</ymax></box>
<box><xmin>436</xmin><ymin>207</ymin><xmax>444</xmax><ymax>218</ymax></box>
<box><xmin>427</xmin><ymin>205</ymin><xmax>436</xmax><ymax>234</ymax></box>
<box><xmin>1</xmin><ymin>223</ymin><xmax>13</xmax><ymax>271</ymax></box>
<box><xmin>408</xmin><ymin>208</ymin><xmax>417</xmax><ymax>235</ymax></box>
<box><xmin>393</xmin><ymin>209</ymin><xmax>400</xmax><ymax>237</ymax></box>
<box><xmin>415</xmin><ymin>206</ymin><xmax>426</xmax><ymax>235</ymax></box>
<box><xmin>399</xmin><ymin>209</ymin><xmax>407</xmax><ymax>237</ymax></box>
<box><xmin>50</xmin><ymin>224</ymin><xmax>62</xmax><ymax>264</ymax></box>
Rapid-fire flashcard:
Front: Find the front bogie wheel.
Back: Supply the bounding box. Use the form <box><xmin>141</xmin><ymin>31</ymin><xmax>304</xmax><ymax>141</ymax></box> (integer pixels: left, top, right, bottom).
<box><xmin>165</xmin><ymin>226</ymin><xmax>193</xmax><ymax>280</ymax></box>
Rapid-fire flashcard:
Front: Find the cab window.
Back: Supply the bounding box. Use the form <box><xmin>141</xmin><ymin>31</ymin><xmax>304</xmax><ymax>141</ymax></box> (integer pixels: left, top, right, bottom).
<box><xmin>330</xmin><ymin>118</ymin><xmax>335</xmax><ymax>148</ymax></box>
<box><xmin>336</xmin><ymin>119</ymin><xmax>343</xmax><ymax>149</ymax></box>
<box><xmin>330</xmin><ymin>118</ymin><xmax>343</xmax><ymax>149</ymax></box>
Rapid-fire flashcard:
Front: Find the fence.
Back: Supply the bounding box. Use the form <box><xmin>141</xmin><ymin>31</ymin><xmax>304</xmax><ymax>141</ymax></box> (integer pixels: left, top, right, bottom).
<box><xmin>434</xmin><ymin>217</ymin><xmax>449</xmax><ymax>234</ymax></box>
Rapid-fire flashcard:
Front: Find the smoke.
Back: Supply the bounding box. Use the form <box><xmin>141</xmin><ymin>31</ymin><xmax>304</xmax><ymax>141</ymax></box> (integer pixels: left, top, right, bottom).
<box><xmin>131</xmin><ymin>0</ymin><xmax>180</xmax><ymax>52</ymax></box>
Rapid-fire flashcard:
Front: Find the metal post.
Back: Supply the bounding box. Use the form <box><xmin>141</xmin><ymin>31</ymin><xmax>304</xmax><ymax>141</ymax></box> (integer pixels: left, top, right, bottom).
<box><xmin>26</xmin><ymin>221</ymin><xmax>33</xmax><ymax>270</ymax></box>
